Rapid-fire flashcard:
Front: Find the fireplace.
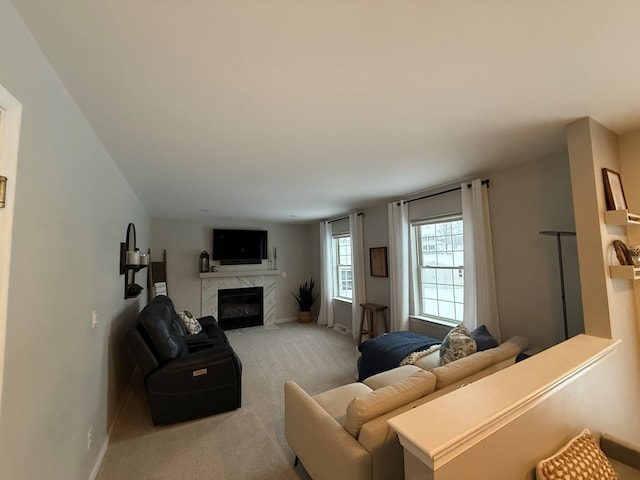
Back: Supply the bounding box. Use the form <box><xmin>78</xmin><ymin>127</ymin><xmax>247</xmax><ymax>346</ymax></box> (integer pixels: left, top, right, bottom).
<box><xmin>218</xmin><ymin>286</ymin><xmax>264</xmax><ymax>330</ymax></box>
<box><xmin>200</xmin><ymin>271</ymin><xmax>278</xmax><ymax>326</ymax></box>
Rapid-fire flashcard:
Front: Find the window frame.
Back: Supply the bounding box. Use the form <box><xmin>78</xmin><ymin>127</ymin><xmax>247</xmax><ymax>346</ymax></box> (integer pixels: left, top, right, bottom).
<box><xmin>332</xmin><ymin>234</ymin><xmax>353</xmax><ymax>301</ymax></box>
<box><xmin>411</xmin><ymin>213</ymin><xmax>464</xmax><ymax>326</ymax></box>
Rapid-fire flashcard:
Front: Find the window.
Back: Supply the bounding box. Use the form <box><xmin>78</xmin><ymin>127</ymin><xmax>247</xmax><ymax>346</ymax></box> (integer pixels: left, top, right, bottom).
<box><xmin>413</xmin><ymin>216</ymin><xmax>464</xmax><ymax>323</ymax></box>
<box><xmin>333</xmin><ymin>235</ymin><xmax>352</xmax><ymax>300</ymax></box>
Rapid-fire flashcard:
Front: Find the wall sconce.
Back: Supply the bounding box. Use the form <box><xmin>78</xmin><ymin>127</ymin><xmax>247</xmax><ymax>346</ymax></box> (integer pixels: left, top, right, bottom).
<box><xmin>0</xmin><ymin>176</ymin><xmax>7</xmax><ymax>208</ymax></box>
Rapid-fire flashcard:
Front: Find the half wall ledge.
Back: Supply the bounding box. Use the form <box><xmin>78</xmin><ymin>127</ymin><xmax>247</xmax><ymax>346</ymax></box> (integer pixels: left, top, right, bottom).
<box><xmin>387</xmin><ymin>334</ymin><xmax>620</xmax><ymax>472</ymax></box>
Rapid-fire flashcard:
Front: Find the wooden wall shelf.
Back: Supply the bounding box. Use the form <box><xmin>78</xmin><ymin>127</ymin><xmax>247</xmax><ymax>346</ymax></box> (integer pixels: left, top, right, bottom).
<box><xmin>604</xmin><ymin>209</ymin><xmax>640</xmax><ymax>226</ymax></box>
<box><xmin>609</xmin><ymin>265</ymin><xmax>640</xmax><ymax>280</ymax></box>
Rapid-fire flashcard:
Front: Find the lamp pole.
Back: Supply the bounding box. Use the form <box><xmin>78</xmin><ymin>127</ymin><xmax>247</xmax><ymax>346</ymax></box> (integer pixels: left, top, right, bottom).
<box><xmin>540</xmin><ymin>231</ymin><xmax>576</xmax><ymax>340</ymax></box>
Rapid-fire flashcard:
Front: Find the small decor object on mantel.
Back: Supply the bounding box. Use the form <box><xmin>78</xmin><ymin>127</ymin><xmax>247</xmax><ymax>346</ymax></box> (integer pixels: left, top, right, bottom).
<box><xmin>292</xmin><ymin>277</ymin><xmax>318</xmax><ymax>323</ymax></box>
<box><xmin>199</xmin><ymin>251</ymin><xmax>210</xmax><ymax>273</ymax></box>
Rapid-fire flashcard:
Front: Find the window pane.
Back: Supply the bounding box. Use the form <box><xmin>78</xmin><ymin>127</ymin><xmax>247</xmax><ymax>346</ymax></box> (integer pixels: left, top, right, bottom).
<box><xmin>437</xmin><ymin>251</ymin><xmax>454</xmax><ymax>267</ymax></box>
<box><xmin>333</xmin><ymin>235</ymin><xmax>353</xmax><ymax>299</ymax></box>
<box><xmin>436</xmin><ymin>268</ymin><xmax>453</xmax><ymax>285</ymax></box>
<box><xmin>422</xmin><ymin>283</ymin><xmax>437</xmax><ymax>300</ymax></box>
<box><xmin>423</xmin><ymin>224</ymin><xmax>435</xmax><ymax>236</ymax></box>
<box><xmin>437</xmin><ymin>284</ymin><xmax>454</xmax><ymax>302</ymax></box>
<box><xmin>454</xmin><ymin>285</ymin><xmax>464</xmax><ymax>302</ymax></box>
<box><xmin>423</xmin><ymin>298</ymin><xmax>438</xmax><ymax>316</ymax></box>
<box><xmin>421</xmin><ymin>267</ymin><xmax>436</xmax><ymax>283</ymax></box>
<box><xmin>438</xmin><ymin>300</ymin><xmax>456</xmax><ymax>319</ymax></box>
<box><xmin>413</xmin><ymin>216</ymin><xmax>464</xmax><ymax>323</ymax></box>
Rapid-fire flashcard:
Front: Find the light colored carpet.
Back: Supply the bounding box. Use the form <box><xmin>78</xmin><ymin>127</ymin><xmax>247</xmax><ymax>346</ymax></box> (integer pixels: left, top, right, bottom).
<box><xmin>96</xmin><ymin>322</ymin><xmax>358</xmax><ymax>480</ymax></box>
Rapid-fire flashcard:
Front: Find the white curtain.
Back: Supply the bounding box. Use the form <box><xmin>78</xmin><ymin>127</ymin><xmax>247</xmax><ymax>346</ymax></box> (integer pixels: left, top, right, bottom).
<box><xmin>388</xmin><ymin>201</ymin><xmax>410</xmax><ymax>332</ymax></box>
<box><xmin>317</xmin><ymin>221</ymin><xmax>334</xmax><ymax>327</ymax></box>
<box><xmin>462</xmin><ymin>179</ymin><xmax>501</xmax><ymax>342</ymax></box>
<box><xmin>350</xmin><ymin>213</ymin><xmax>366</xmax><ymax>340</ymax></box>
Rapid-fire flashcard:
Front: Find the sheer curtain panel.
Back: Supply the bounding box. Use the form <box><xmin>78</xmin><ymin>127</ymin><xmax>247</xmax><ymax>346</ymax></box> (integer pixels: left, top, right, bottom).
<box><xmin>317</xmin><ymin>221</ymin><xmax>334</xmax><ymax>327</ymax></box>
<box><xmin>462</xmin><ymin>179</ymin><xmax>501</xmax><ymax>341</ymax></box>
<box><xmin>350</xmin><ymin>213</ymin><xmax>366</xmax><ymax>340</ymax></box>
<box><xmin>388</xmin><ymin>201</ymin><xmax>410</xmax><ymax>332</ymax></box>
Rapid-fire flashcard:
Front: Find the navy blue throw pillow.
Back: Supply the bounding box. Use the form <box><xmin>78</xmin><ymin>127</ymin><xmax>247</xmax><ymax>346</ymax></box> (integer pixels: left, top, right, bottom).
<box><xmin>470</xmin><ymin>324</ymin><xmax>499</xmax><ymax>351</ymax></box>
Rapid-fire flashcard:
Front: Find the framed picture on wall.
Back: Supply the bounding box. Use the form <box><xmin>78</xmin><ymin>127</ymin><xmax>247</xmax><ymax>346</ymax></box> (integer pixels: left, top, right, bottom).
<box><xmin>370</xmin><ymin>247</ymin><xmax>388</xmax><ymax>277</ymax></box>
<box><xmin>602</xmin><ymin>168</ymin><xmax>628</xmax><ymax>211</ymax></box>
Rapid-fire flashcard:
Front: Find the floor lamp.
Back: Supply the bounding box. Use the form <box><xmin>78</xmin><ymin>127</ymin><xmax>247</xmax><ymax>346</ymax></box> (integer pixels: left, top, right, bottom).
<box><xmin>540</xmin><ymin>230</ymin><xmax>576</xmax><ymax>340</ymax></box>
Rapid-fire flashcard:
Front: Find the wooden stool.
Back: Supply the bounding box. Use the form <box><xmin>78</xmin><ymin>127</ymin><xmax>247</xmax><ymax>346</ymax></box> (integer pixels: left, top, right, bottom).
<box><xmin>358</xmin><ymin>303</ymin><xmax>389</xmax><ymax>344</ymax></box>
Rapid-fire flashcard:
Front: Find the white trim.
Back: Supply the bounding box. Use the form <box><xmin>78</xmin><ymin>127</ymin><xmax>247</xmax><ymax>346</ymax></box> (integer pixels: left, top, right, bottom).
<box><xmin>333</xmin><ymin>324</ymin><xmax>350</xmax><ymax>335</ymax></box>
<box><xmin>332</xmin><ymin>297</ymin><xmax>352</xmax><ymax>305</ymax></box>
<box><xmin>88</xmin><ymin>368</ymin><xmax>140</xmax><ymax>480</ymax></box>
<box><xmin>199</xmin><ymin>269</ymin><xmax>280</xmax><ymax>278</ymax></box>
<box><xmin>0</xmin><ymin>84</ymin><xmax>22</xmax><ymax>421</ymax></box>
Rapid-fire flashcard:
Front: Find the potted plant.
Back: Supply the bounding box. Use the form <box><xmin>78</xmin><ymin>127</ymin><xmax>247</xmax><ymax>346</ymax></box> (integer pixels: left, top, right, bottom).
<box><xmin>292</xmin><ymin>277</ymin><xmax>318</xmax><ymax>323</ymax></box>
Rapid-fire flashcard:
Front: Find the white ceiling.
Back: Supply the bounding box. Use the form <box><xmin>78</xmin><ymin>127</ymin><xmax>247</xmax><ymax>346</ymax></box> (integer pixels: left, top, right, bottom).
<box><xmin>10</xmin><ymin>0</ymin><xmax>640</xmax><ymax>223</ymax></box>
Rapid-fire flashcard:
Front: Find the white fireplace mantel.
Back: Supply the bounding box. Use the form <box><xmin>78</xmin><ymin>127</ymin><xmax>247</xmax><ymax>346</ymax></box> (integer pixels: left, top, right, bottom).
<box><xmin>200</xmin><ymin>270</ymin><xmax>280</xmax><ymax>325</ymax></box>
<box><xmin>199</xmin><ymin>269</ymin><xmax>280</xmax><ymax>279</ymax></box>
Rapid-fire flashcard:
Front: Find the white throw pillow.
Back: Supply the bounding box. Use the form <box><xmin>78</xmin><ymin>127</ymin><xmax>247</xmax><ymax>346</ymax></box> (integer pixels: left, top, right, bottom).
<box><xmin>181</xmin><ymin>310</ymin><xmax>203</xmax><ymax>335</ymax></box>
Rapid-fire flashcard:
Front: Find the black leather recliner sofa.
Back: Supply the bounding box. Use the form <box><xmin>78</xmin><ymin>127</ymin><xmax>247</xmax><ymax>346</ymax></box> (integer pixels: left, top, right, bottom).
<box><xmin>128</xmin><ymin>295</ymin><xmax>242</xmax><ymax>425</ymax></box>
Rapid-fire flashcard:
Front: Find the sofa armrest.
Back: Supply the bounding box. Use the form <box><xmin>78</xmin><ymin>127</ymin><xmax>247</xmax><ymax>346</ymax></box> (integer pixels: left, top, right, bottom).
<box><xmin>284</xmin><ymin>381</ymin><xmax>372</xmax><ymax>480</ymax></box>
<box><xmin>147</xmin><ymin>345</ymin><xmax>241</xmax><ymax>394</ymax></box>
<box><xmin>184</xmin><ymin>333</ymin><xmax>213</xmax><ymax>351</ymax></box>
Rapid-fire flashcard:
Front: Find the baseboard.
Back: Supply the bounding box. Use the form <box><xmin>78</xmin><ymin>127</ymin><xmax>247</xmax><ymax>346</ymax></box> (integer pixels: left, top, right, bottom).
<box><xmin>88</xmin><ymin>367</ymin><xmax>139</xmax><ymax>480</ymax></box>
<box><xmin>275</xmin><ymin>317</ymin><xmax>297</xmax><ymax>324</ymax></box>
<box><xmin>333</xmin><ymin>324</ymin><xmax>350</xmax><ymax>335</ymax></box>
<box><xmin>89</xmin><ymin>434</ymin><xmax>110</xmax><ymax>480</ymax></box>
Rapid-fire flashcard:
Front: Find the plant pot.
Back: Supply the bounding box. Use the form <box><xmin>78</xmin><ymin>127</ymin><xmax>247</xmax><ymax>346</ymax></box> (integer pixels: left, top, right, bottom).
<box><xmin>297</xmin><ymin>311</ymin><xmax>313</xmax><ymax>324</ymax></box>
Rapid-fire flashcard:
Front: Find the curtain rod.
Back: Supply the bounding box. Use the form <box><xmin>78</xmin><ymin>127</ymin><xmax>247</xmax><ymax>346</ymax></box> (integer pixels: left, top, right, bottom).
<box><xmin>327</xmin><ymin>212</ymin><xmax>364</xmax><ymax>224</ymax></box>
<box><xmin>401</xmin><ymin>179</ymin><xmax>490</xmax><ymax>205</ymax></box>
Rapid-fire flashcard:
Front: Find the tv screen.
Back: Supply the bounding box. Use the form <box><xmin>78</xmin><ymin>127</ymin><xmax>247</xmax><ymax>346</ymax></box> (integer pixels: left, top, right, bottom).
<box><xmin>212</xmin><ymin>229</ymin><xmax>268</xmax><ymax>265</ymax></box>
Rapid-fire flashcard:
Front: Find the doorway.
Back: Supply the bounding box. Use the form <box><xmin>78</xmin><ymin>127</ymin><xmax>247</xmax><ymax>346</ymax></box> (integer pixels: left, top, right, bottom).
<box><xmin>0</xmin><ymin>84</ymin><xmax>22</xmax><ymax>417</ymax></box>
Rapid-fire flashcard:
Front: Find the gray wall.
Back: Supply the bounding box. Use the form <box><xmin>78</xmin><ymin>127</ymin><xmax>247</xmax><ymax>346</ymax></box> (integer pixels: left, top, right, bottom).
<box><xmin>0</xmin><ymin>1</ymin><xmax>150</xmax><ymax>478</ymax></box>
<box><xmin>488</xmin><ymin>151</ymin><xmax>583</xmax><ymax>347</ymax></box>
<box><xmin>329</xmin><ymin>152</ymin><xmax>581</xmax><ymax>348</ymax></box>
<box><xmin>151</xmin><ymin>218</ymin><xmax>316</xmax><ymax>322</ymax></box>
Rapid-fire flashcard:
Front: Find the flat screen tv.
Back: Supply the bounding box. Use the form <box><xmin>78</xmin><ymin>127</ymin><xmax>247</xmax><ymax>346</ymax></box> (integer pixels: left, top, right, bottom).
<box><xmin>212</xmin><ymin>229</ymin><xmax>268</xmax><ymax>265</ymax></box>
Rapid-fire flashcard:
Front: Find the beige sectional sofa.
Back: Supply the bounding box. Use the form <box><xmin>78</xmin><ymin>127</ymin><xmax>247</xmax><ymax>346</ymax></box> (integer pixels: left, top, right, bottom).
<box><xmin>284</xmin><ymin>335</ymin><xmax>529</xmax><ymax>480</ymax></box>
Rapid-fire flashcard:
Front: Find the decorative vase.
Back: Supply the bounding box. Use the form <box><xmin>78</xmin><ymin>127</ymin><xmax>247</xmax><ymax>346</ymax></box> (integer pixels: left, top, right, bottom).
<box><xmin>297</xmin><ymin>311</ymin><xmax>313</xmax><ymax>324</ymax></box>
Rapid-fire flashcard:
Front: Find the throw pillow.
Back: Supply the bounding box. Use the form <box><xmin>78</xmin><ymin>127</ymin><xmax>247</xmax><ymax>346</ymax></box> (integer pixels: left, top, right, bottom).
<box><xmin>181</xmin><ymin>310</ymin><xmax>203</xmax><ymax>335</ymax></box>
<box><xmin>536</xmin><ymin>429</ymin><xmax>619</xmax><ymax>480</ymax></box>
<box><xmin>343</xmin><ymin>370</ymin><xmax>436</xmax><ymax>438</ymax></box>
<box><xmin>470</xmin><ymin>324</ymin><xmax>499</xmax><ymax>351</ymax></box>
<box><xmin>440</xmin><ymin>325</ymin><xmax>477</xmax><ymax>365</ymax></box>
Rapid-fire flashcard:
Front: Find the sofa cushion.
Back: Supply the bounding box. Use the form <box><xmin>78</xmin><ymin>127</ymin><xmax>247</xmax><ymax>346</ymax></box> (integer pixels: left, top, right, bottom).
<box><xmin>138</xmin><ymin>301</ymin><xmax>188</xmax><ymax>361</ymax></box>
<box><xmin>470</xmin><ymin>324</ymin><xmax>499</xmax><ymax>351</ymax></box>
<box><xmin>363</xmin><ymin>365</ymin><xmax>422</xmax><ymax>390</ymax></box>
<box><xmin>344</xmin><ymin>370</ymin><xmax>436</xmax><ymax>438</ymax></box>
<box><xmin>412</xmin><ymin>349</ymin><xmax>443</xmax><ymax>371</ymax></box>
<box><xmin>536</xmin><ymin>429</ymin><xmax>618</xmax><ymax>480</ymax></box>
<box><xmin>431</xmin><ymin>350</ymin><xmax>493</xmax><ymax>389</ymax></box>
<box><xmin>485</xmin><ymin>336</ymin><xmax>529</xmax><ymax>364</ymax></box>
<box><xmin>440</xmin><ymin>325</ymin><xmax>477</xmax><ymax>365</ymax></box>
<box><xmin>312</xmin><ymin>382</ymin><xmax>373</xmax><ymax>425</ymax></box>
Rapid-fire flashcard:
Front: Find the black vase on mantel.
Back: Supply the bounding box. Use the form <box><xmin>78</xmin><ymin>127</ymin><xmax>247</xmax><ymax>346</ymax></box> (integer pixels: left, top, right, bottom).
<box><xmin>199</xmin><ymin>251</ymin><xmax>210</xmax><ymax>273</ymax></box>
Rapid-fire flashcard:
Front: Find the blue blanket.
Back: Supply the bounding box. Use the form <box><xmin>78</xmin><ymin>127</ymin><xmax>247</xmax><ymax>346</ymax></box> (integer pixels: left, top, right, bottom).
<box><xmin>357</xmin><ymin>331</ymin><xmax>441</xmax><ymax>381</ymax></box>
